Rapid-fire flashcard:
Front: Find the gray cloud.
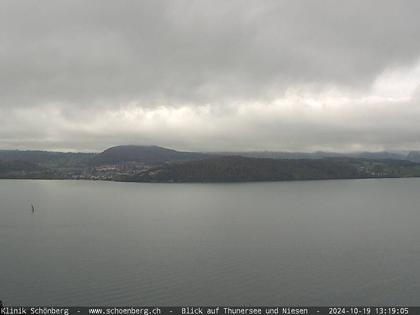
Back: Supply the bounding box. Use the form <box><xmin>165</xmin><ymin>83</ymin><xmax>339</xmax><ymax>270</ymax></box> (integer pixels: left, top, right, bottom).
<box><xmin>0</xmin><ymin>0</ymin><xmax>420</xmax><ymax>151</ymax></box>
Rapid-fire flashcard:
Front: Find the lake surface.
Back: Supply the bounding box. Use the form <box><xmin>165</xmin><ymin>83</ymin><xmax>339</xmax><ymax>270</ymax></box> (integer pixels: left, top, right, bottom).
<box><xmin>1</xmin><ymin>179</ymin><xmax>420</xmax><ymax>305</ymax></box>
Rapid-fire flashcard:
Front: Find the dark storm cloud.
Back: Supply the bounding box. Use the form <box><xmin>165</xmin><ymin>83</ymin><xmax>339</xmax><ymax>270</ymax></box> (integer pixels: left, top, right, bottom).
<box><xmin>1</xmin><ymin>0</ymin><xmax>419</xmax><ymax>105</ymax></box>
<box><xmin>0</xmin><ymin>0</ymin><xmax>420</xmax><ymax>151</ymax></box>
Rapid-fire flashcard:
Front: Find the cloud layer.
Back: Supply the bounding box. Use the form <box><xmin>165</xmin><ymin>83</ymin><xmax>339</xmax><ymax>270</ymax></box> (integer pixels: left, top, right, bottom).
<box><xmin>1</xmin><ymin>0</ymin><xmax>420</xmax><ymax>152</ymax></box>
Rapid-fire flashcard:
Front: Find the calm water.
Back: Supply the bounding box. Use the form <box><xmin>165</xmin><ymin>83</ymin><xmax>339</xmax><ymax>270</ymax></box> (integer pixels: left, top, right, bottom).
<box><xmin>1</xmin><ymin>179</ymin><xmax>420</xmax><ymax>305</ymax></box>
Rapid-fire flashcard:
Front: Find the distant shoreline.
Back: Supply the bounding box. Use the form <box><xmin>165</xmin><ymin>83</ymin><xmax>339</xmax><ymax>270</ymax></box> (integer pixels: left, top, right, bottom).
<box><xmin>1</xmin><ymin>174</ymin><xmax>420</xmax><ymax>184</ymax></box>
<box><xmin>2</xmin><ymin>145</ymin><xmax>420</xmax><ymax>183</ymax></box>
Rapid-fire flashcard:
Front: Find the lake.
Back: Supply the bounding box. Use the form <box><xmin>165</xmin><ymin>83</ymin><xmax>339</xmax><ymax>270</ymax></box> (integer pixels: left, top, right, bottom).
<box><xmin>1</xmin><ymin>178</ymin><xmax>420</xmax><ymax>305</ymax></box>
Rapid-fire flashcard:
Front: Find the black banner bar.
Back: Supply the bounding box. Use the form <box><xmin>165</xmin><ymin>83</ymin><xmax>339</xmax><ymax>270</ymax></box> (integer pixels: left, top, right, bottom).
<box><xmin>0</xmin><ymin>306</ymin><xmax>417</xmax><ymax>315</ymax></box>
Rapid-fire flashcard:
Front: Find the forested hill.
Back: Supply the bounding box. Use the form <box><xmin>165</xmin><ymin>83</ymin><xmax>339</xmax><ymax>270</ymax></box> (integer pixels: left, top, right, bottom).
<box><xmin>0</xmin><ymin>160</ymin><xmax>54</xmax><ymax>179</ymax></box>
<box><xmin>2</xmin><ymin>146</ymin><xmax>420</xmax><ymax>182</ymax></box>
<box><xmin>124</xmin><ymin>156</ymin><xmax>414</xmax><ymax>183</ymax></box>
<box><xmin>0</xmin><ymin>150</ymin><xmax>94</xmax><ymax>168</ymax></box>
<box><xmin>90</xmin><ymin>145</ymin><xmax>210</xmax><ymax>165</ymax></box>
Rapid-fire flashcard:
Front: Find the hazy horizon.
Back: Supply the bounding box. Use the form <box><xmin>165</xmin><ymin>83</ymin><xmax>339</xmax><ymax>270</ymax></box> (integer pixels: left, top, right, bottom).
<box><xmin>1</xmin><ymin>0</ymin><xmax>420</xmax><ymax>152</ymax></box>
<box><xmin>0</xmin><ymin>143</ymin><xmax>416</xmax><ymax>155</ymax></box>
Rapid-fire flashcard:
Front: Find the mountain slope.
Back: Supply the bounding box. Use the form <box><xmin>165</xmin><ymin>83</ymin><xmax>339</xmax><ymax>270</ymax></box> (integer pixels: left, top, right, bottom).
<box><xmin>0</xmin><ymin>160</ymin><xmax>54</xmax><ymax>179</ymax></box>
<box><xmin>90</xmin><ymin>145</ymin><xmax>210</xmax><ymax>165</ymax></box>
<box><xmin>407</xmin><ymin>151</ymin><xmax>420</xmax><ymax>163</ymax></box>
<box><xmin>124</xmin><ymin>156</ymin><xmax>368</xmax><ymax>182</ymax></box>
<box><xmin>215</xmin><ymin>151</ymin><xmax>408</xmax><ymax>160</ymax></box>
<box><xmin>0</xmin><ymin>150</ymin><xmax>94</xmax><ymax>168</ymax></box>
<box><xmin>122</xmin><ymin>156</ymin><xmax>420</xmax><ymax>183</ymax></box>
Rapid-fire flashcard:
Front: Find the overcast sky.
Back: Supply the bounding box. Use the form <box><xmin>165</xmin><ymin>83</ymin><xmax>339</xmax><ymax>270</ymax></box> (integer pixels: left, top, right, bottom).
<box><xmin>1</xmin><ymin>0</ymin><xmax>420</xmax><ymax>152</ymax></box>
